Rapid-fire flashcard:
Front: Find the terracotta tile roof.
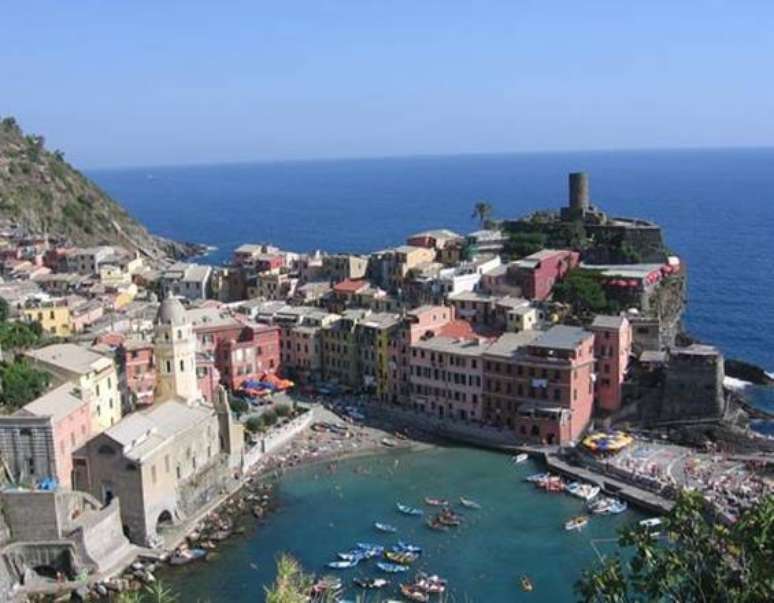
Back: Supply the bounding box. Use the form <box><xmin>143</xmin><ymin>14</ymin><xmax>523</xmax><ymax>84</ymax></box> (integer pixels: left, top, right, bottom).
<box><xmin>333</xmin><ymin>278</ymin><xmax>368</xmax><ymax>294</ymax></box>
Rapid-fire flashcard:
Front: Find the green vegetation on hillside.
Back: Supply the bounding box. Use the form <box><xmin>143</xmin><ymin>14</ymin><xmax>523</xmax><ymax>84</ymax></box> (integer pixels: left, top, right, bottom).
<box><xmin>576</xmin><ymin>491</ymin><xmax>774</xmax><ymax>603</ymax></box>
<box><xmin>0</xmin><ymin>359</ymin><xmax>51</xmax><ymax>411</ymax></box>
<box><xmin>0</xmin><ymin>116</ymin><xmax>196</xmax><ymax>259</ymax></box>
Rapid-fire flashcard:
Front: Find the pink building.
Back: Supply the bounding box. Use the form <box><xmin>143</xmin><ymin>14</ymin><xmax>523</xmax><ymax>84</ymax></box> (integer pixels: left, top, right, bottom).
<box><xmin>590</xmin><ymin>315</ymin><xmax>632</xmax><ymax>412</ymax></box>
<box><xmin>0</xmin><ymin>383</ymin><xmax>92</xmax><ymax>488</ymax></box>
<box><xmin>510</xmin><ymin>249</ymin><xmax>580</xmax><ymax>301</ymax></box>
<box><xmin>120</xmin><ymin>339</ymin><xmax>156</xmax><ymax>407</ymax></box>
<box><xmin>409</xmin><ymin>335</ymin><xmax>487</xmax><ymax>421</ymax></box>
<box><xmin>217</xmin><ymin>324</ymin><xmax>281</xmax><ymax>390</ymax></box>
<box><xmin>483</xmin><ymin>325</ymin><xmax>595</xmax><ymax>444</ymax></box>
<box><xmin>196</xmin><ymin>353</ymin><xmax>221</xmax><ymax>402</ymax></box>
<box><xmin>388</xmin><ymin>305</ymin><xmax>453</xmax><ymax>404</ymax></box>
<box><xmin>191</xmin><ymin>309</ymin><xmax>281</xmax><ymax>390</ymax></box>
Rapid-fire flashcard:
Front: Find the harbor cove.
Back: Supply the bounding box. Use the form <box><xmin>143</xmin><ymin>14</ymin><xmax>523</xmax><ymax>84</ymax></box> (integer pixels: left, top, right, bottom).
<box><xmin>163</xmin><ymin>446</ymin><xmax>642</xmax><ymax>602</ymax></box>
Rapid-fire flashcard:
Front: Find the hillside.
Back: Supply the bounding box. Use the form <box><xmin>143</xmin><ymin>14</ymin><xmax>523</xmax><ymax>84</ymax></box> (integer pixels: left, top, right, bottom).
<box><xmin>0</xmin><ymin>116</ymin><xmax>202</xmax><ymax>260</ymax></box>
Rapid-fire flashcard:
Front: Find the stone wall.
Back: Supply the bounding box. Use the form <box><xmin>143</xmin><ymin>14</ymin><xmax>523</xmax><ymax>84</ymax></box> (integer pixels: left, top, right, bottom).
<box><xmin>0</xmin><ymin>491</ymin><xmax>62</xmax><ymax>542</ymax></box>
<box><xmin>243</xmin><ymin>407</ymin><xmax>317</xmax><ymax>469</ymax></box>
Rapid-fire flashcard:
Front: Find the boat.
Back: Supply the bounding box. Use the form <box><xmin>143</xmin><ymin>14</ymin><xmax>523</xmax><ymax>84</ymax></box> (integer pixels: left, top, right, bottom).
<box><xmin>374</xmin><ymin>522</ymin><xmax>398</xmax><ymax>533</ymax></box>
<box><xmin>168</xmin><ymin>548</ymin><xmax>207</xmax><ymax>565</ymax></box>
<box><xmin>394</xmin><ymin>541</ymin><xmax>422</xmax><ymax>554</ymax></box>
<box><xmin>459</xmin><ymin>497</ymin><xmax>481</xmax><ymax>509</ymax></box>
<box><xmin>353</xmin><ymin>577</ymin><xmax>390</xmax><ymax>589</ymax></box>
<box><xmin>416</xmin><ymin>572</ymin><xmax>447</xmax><ymax>593</ymax></box>
<box><xmin>564</xmin><ymin>515</ymin><xmax>589</xmax><ymax>531</ymax></box>
<box><xmin>520</xmin><ymin>576</ymin><xmax>534</xmax><ymax>592</ymax></box>
<box><xmin>525</xmin><ymin>472</ymin><xmax>550</xmax><ymax>483</ymax></box>
<box><xmin>384</xmin><ymin>550</ymin><xmax>418</xmax><ymax>565</ymax></box>
<box><xmin>337</xmin><ymin>550</ymin><xmax>366</xmax><ymax>562</ymax></box>
<box><xmin>426</xmin><ymin>518</ymin><xmax>448</xmax><ymax>532</ymax></box>
<box><xmin>639</xmin><ymin>517</ymin><xmax>662</xmax><ymax>529</ymax></box>
<box><xmin>566</xmin><ymin>482</ymin><xmax>600</xmax><ymax>501</ymax></box>
<box><xmin>534</xmin><ymin>474</ymin><xmax>565</xmax><ymax>492</ymax></box>
<box><xmin>396</xmin><ymin>503</ymin><xmax>424</xmax><ymax>516</ymax></box>
<box><xmin>512</xmin><ymin>453</ymin><xmax>529</xmax><ymax>464</ymax></box>
<box><xmin>588</xmin><ymin>496</ymin><xmax>614</xmax><ymax>515</ymax></box>
<box><xmin>607</xmin><ymin>499</ymin><xmax>628</xmax><ymax>515</ymax></box>
<box><xmin>311</xmin><ymin>575</ymin><xmax>343</xmax><ymax>598</ymax></box>
<box><xmin>356</xmin><ymin>543</ymin><xmax>384</xmax><ymax>554</ymax></box>
<box><xmin>424</xmin><ymin>497</ymin><xmax>449</xmax><ymax>507</ymax></box>
<box><xmin>381</xmin><ymin>437</ymin><xmax>397</xmax><ymax>447</ymax></box>
<box><xmin>437</xmin><ymin>513</ymin><xmax>461</xmax><ymax>527</ymax></box>
<box><xmin>376</xmin><ymin>561</ymin><xmax>410</xmax><ymax>573</ymax></box>
<box><xmin>400</xmin><ymin>584</ymin><xmax>429</xmax><ymax>602</ymax></box>
<box><xmin>327</xmin><ymin>559</ymin><xmax>359</xmax><ymax>569</ymax></box>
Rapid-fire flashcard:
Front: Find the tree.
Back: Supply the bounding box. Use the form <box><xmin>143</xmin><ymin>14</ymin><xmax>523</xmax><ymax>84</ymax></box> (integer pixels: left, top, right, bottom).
<box><xmin>471</xmin><ymin>201</ymin><xmax>493</xmax><ymax>227</ymax></box>
<box><xmin>552</xmin><ymin>269</ymin><xmax>608</xmax><ymax>314</ymax></box>
<box><xmin>576</xmin><ymin>491</ymin><xmax>774</xmax><ymax>603</ymax></box>
<box><xmin>0</xmin><ymin>321</ymin><xmax>41</xmax><ymax>351</ymax></box>
<box><xmin>0</xmin><ymin>360</ymin><xmax>51</xmax><ymax>409</ymax></box>
<box><xmin>230</xmin><ymin>396</ymin><xmax>249</xmax><ymax>418</ymax></box>
<box><xmin>0</xmin><ymin>298</ymin><xmax>8</xmax><ymax>323</ymax></box>
<box><xmin>264</xmin><ymin>554</ymin><xmax>318</xmax><ymax>603</ymax></box>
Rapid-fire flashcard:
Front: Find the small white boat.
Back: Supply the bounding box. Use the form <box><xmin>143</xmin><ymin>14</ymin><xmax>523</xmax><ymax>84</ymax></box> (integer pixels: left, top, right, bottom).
<box><xmin>168</xmin><ymin>548</ymin><xmax>207</xmax><ymax>565</ymax></box>
<box><xmin>639</xmin><ymin>517</ymin><xmax>662</xmax><ymax>528</ymax></box>
<box><xmin>328</xmin><ymin>559</ymin><xmax>358</xmax><ymax>569</ymax></box>
<box><xmin>459</xmin><ymin>497</ymin><xmax>481</xmax><ymax>509</ymax></box>
<box><xmin>525</xmin><ymin>472</ymin><xmax>550</xmax><ymax>483</ymax></box>
<box><xmin>564</xmin><ymin>515</ymin><xmax>589</xmax><ymax>531</ymax></box>
<box><xmin>512</xmin><ymin>453</ymin><xmax>529</xmax><ymax>464</ymax></box>
<box><xmin>566</xmin><ymin>482</ymin><xmax>601</xmax><ymax>501</ymax></box>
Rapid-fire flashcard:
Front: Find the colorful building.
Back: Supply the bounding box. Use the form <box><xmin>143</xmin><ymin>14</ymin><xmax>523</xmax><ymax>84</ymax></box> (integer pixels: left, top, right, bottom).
<box><xmin>0</xmin><ymin>383</ymin><xmax>92</xmax><ymax>488</ymax></box>
<box><xmin>589</xmin><ymin>315</ymin><xmax>632</xmax><ymax>412</ymax></box>
<box><xmin>483</xmin><ymin>326</ymin><xmax>595</xmax><ymax>444</ymax></box>
<box><xmin>509</xmin><ymin>249</ymin><xmax>580</xmax><ymax>301</ymax></box>
<box><xmin>409</xmin><ymin>335</ymin><xmax>487</xmax><ymax>421</ymax></box>
<box><xmin>25</xmin><ymin>343</ymin><xmax>122</xmax><ymax>433</ymax></box>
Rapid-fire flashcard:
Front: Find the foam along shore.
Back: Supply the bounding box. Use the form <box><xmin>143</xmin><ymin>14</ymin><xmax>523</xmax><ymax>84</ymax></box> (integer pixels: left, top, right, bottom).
<box><xmin>724</xmin><ymin>376</ymin><xmax>753</xmax><ymax>390</ymax></box>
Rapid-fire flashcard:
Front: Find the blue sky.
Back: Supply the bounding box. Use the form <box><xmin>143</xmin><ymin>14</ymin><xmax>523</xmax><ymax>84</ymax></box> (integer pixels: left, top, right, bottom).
<box><xmin>2</xmin><ymin>1</ymin><xmax>773</xmax><ymax>167</ymax></box>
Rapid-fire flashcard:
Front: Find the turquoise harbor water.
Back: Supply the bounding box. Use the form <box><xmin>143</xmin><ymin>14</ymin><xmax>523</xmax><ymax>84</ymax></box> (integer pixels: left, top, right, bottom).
<box><xmin>164</xmin><ymin>447</ymin><xmax>641</xmax><ymax>602</ymax></box>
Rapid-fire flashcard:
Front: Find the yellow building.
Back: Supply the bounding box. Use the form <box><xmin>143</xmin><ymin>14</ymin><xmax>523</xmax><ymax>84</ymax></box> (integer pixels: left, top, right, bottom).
<box><xmin>25</xmin><ymin>343</ymin><xmax>122</xmax><ymax>433</ymax></box>
<box><xmin>23</xmin><ymin>299</ymin><xmax>73</xmax><ymax>337</ymax></box>
<box><xmin>355</xmin><ymin>312</ymin><xmax>401</xmax><ymax>401</ymax></box>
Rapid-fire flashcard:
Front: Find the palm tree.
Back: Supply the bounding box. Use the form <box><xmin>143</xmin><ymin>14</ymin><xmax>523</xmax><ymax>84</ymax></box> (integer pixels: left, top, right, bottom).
<box><xmin>471</xmin><ymin>201</ymin><xmax>493</xmax><ymax>227</ymax></box>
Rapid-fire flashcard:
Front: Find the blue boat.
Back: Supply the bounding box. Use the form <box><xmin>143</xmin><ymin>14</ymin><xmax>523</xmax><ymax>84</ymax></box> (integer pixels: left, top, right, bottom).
<box><xmin>337</xmin><ymin>550</ymin><xmax>366</xmax><ymax>562</ymax></box>
<box><xmin>393</xmin><ymin>541</ymin><xmax>422</xmax><ymax>554</ymax></box>
<box><xmin>374</xmin><ymin>522</ymin><xmax>397</xmax><ymax>533</ymax></box>
<box><xmin>376</xmin><ymin>561</ymin><xmax>410</xmax><ymax>573</ymax></box>
<box><xmin>396</xmin><ymin>503</ymin><xmax>424</xmax><ymax>516</ymax></box>
<box><xmin>356</xmin><ymin>543</ymin><xmax>384</xmax><ymax>554</ymax></box>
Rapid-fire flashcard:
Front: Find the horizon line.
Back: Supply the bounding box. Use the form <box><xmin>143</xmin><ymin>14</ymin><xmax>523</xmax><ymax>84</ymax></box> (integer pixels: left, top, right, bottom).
<box><xmin>84</xmin><ymin>143</ymin><xmax>774</xmax><ymax>172</ymax></box>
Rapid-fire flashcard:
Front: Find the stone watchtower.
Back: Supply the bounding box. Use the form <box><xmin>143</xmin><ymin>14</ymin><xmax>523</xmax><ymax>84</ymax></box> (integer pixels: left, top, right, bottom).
<box><xmin>153</xmin><ymin>294</ymin><xmax>200</xmax><ymax>403</ymax></box>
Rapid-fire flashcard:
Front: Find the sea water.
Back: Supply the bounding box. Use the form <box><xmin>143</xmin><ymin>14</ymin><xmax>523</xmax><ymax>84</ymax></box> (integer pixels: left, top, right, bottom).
<box><xmin>162</xmin><ymin>447</ymin><xmax>641</xmax><ymax>602</ymax></box>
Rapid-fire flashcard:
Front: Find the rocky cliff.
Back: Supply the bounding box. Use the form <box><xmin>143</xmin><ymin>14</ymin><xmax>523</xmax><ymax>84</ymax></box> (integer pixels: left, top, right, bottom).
<box><xmin>0</xmin><ymin>117</ymin><xmax>201</xmax><ymax>260</ymax></box>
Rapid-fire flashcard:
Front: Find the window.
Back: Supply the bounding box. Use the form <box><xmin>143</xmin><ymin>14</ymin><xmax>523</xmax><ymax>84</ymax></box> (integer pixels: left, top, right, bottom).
<box><xmin>151</xmin><ymin>465</ymin><xmax>157</xmax><ymax>484</ymax></box>
<box><xmin>166</xmin><ymin>360</ymin><xmax>172</xmax><ymax>373</ymax></box>
<box><xmin>180</xmin><ymin>359</ymin><xmax>185</xmax><ymax>372</ymax></box>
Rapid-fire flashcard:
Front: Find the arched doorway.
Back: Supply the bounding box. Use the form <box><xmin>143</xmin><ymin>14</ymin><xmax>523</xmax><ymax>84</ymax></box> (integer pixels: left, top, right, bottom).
<box><xmin>157</xmin><ymin>510</ymin><xmax>174</xmax><ymax>532</ymax></box>
<box><xmin>530</xmin><ymin>424</ymin><xmax>540</xmax><ymax>438</ymax></box>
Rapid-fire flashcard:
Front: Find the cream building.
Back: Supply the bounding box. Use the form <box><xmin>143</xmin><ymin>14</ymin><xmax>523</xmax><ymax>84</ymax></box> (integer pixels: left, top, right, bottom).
<box><xmin>25</xmin><ymin>343</ymin><xmax>121</xmax><ymax>433</ymax></box>
<box><xmin>73</xmin><ymin>295</ymin><xmax>244</xmax><ymax>546</ymax></box>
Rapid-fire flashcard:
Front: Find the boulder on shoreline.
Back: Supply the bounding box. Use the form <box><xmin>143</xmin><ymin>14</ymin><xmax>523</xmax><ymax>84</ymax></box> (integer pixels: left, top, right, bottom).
<box><xmin>725</xmin><ymin>359</ymin><xmax>774</xmax><ymax>386</ymax></box>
